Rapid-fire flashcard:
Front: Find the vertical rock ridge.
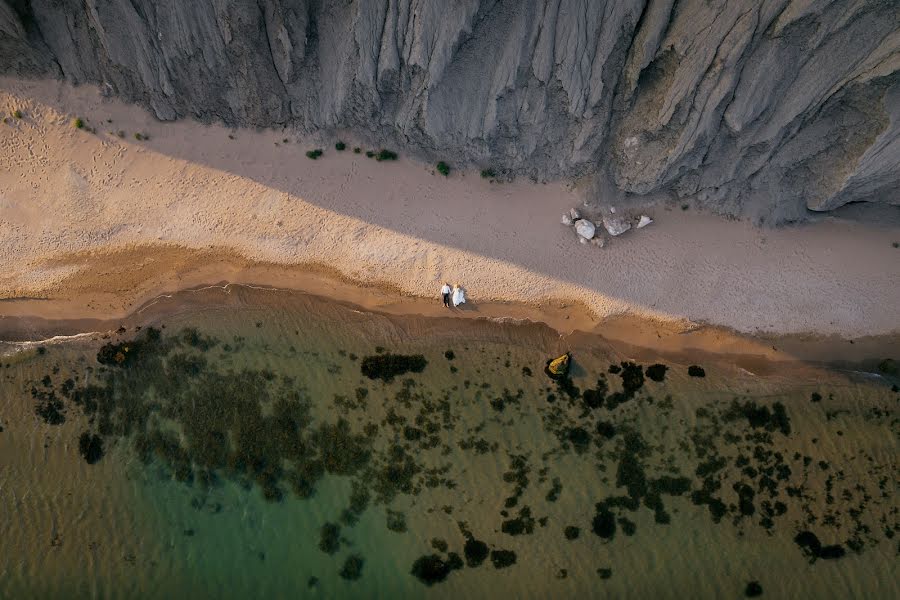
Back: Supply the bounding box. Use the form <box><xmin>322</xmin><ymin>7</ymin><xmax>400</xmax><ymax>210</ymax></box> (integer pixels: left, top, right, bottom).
<box><xmin>0</xmin><ymin>0</ymin><xmax>896</xmax><ymax>222</ymax></box>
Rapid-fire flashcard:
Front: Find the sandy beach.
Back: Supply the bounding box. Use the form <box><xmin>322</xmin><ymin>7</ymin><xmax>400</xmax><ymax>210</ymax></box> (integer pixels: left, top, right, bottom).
<box><xmin>2</xmin><ymin>77</ymin><xmax>899</xmax><ymax>349</ymax></box>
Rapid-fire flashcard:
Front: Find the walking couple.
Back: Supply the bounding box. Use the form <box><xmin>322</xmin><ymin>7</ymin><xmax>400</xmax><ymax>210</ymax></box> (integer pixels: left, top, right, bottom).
<box><xmin>441</xmin><ymin>282</ymin><xmax>465</xmax><ymax>308</ymax></box>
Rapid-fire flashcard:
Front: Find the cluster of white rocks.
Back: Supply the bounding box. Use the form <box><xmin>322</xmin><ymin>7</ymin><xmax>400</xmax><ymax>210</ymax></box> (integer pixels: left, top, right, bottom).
<box><xmin>561</xmin><ymin>207</ymin><xmax>652</xmax><ymax>247</ymax></box>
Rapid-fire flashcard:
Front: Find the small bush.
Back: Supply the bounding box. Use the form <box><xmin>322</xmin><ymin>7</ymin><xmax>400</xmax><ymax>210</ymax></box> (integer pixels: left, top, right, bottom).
<box><xmin>14</xmin><ymin>110</ymin><xmax>23</xmax><ymax>119</ymax></box>
<box><xmin>74</xmin><ymin>117</ymin><xmax>84</xmax><ymax>129</ymax></box>
<box><xmin>335</xmin><ymin>141</ymin><xmax>346</xmax><ymax>151</ymax></box>
<box><xmin>353</xmin><ymin>147</ymin><xmax>361</xmax><ymax>154</ymax></box>
<box><xmin>117</xmin><ymin>130</ymin><xmax>125</xmax><ymax>138</ymax></box>
<box><xmin>480</xmin><ymin>168</ymin><xmax>495</xmax><ymax>179</ymax></box>
<box><xmin>306</xmin><ymin>149</ymin><xmax>323</xmax><ymax>159</ymax></box>
<box><xmin>893</xmin><ymin>242</ymin><xmax>899</xmax><ymax>248</ymax></box>
<box><xmin>134</xmin><ymin>132</ymin><xmax>148</xmax><ymax>141</ymax></box>
<box><xmin>436</xmin><ymin>161</ymin><xmax>450</xmax><ymax>176</ymax></box>
<box><xmin>365</xmin><ymin>150</ymin><xmax>375</xmax><ymax>158</ymax></box>
<box><xmin>376</xmin><ymin>149</ymin><xmax>397</xmax><ymax>161</ymax></box>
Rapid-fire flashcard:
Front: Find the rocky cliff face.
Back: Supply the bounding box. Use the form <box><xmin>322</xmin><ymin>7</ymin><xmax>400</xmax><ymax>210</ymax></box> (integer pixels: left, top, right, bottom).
<box><xmin>2</xmin><ymin>0</ymin><xmax>898</xmax><ymax>222</ymax></box>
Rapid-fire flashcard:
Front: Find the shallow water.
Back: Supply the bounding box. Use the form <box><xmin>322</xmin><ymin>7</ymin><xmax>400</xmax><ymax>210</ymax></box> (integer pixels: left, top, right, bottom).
<box><xmin>1</xmin><ymin>286</ymin><xmax>897</xmax><ymax>599</ymax></box>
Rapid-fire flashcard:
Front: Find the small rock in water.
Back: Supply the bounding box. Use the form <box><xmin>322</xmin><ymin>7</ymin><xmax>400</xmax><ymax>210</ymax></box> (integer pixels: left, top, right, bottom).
<box><xmin>602</xmin><ymin>215</ymin><xmax>631</xmax><ymax>236</ymax></box>
<box><xmin>745</xmin><ymin>581</ymin><xmax>763</xmax><ymax>597</ymax></box>
<box><xmin>575</xmin><ymin>219</ymin><xmax>596</xmax><ymax>240</ymax></box>
<box><xmin>637</xmin><ymin>215</ymin><xmax>653</xmax><ymax>228</ymax></box>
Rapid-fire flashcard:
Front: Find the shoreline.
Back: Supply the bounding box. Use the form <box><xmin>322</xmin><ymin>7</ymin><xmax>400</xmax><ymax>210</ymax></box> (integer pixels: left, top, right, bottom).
<box><xmin>2</xmin><ymin>248</ymin><xmax>897</xmax><ymax>373</ymax></box>
<box><xmin>1</xmin><ymin>77</ymin><xmax>899</xmax><ymax>357</ymax></box>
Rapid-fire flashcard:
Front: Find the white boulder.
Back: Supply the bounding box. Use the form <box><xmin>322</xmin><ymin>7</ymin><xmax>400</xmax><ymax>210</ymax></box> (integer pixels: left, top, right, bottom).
<box><xmin>637</xmin><ymin>215</ymin><xmax>653</xmax><ymax>228</ymax></box>
<box><xmin>574</xmin><ymin>219</ymin><xmax>596</xmax><ymax>240</ymax></box>
<box><xmin>602</xmin><ymin>215</ymin><xmax>631</xmax><ymax>236</ymax></box>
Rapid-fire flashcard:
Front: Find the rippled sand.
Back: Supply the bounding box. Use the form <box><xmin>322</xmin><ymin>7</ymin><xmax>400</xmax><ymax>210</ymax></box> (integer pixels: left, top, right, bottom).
<box><xmin>1</xmin><ymin>287</ymin><xmax>897</xmax><ymax>599</ymax></box>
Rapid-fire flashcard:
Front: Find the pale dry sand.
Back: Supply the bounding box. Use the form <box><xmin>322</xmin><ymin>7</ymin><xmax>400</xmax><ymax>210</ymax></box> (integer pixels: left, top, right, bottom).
<box><xmin>1</xmin><ymin>78</ymin><xmax>899</xmax><ymax>343</ymax></box>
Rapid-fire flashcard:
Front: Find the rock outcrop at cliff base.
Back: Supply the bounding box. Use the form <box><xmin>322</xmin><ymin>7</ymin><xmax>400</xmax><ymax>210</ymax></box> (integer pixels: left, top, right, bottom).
<box><xmin>1</xmin><ymin>0</ymin><xmax>898</xmax><ymax>223</ymax></box>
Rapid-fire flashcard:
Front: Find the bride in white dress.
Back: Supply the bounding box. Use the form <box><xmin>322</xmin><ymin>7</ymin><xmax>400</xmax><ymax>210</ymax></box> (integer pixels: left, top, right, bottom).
<box><xmin>452</xmin><ymin>284</ymin><xmax>466</xmax><ymax>307</ymax></box>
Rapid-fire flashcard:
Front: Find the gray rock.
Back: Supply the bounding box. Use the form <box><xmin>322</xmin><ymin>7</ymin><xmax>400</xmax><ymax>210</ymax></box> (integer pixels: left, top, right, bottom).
<box><xmin>602</xmin><ymin>215</ymin><xmax>631</xmax><ymax>237</ymax></box>
<box><xmin>1</xmin><ymin>0</ymin><xmax>897</xmax><ymax>222</ymax></box>
<box><xmin>568</xmin><ymin>207</ymin><xmax>581</xmax><ymax>221</ymax></box>
<box><xmin>574</xmin><ymin>219</ymin><xmax>596</xmax><ymax>240</ymax></box>
<box><xmin>561</xmin><ymin>214</ymin><xmax>573</xmax><ymax>226</ymax></box>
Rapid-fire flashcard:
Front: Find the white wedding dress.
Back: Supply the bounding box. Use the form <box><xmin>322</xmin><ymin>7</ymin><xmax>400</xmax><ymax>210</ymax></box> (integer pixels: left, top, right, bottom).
<box><xmin>452</xmin><ymin>286</ymin><xmax>466</xmax><ymax>307</ymax></box>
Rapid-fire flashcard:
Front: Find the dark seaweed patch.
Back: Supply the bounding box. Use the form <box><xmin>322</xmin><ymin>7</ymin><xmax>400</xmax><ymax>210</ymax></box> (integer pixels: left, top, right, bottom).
<box><xmin>78</xmin><ymin>432</ymin><xmax>104</xmax><ymax>464</ymax></box>
<box><xmin>646</xmin><ymin>364</ymin><xmax>667</xmax><ymax>382</ymax></box>
<box><xmin>723</xmin><ymin>401</ymin><xmax>791</xmax><ymax>436</ymax></box>
<box><xmin>360</xmin><ymin>353</ymin><xmax>427</xmax><ymax>382</ymax></box>
<box><xmin>745</xmin><ymin>581</ymin><xmax>763</xmax><ymax>597</ymax></box>
<box><xmin>582</xmin><ymin>376</ymin><xmax>608</xmax><ymax>409</ymax></box>
<box><xmin>464</xmin><ymin>538</ymin><xmax>489</xmax><ymax>567</ymax></box>
<box><xmin>386</xmin><ymin>510</ymin><xmax>407</xmax><ymax>533</ymax></box>
<box><xmin>596</xmin><ymin>421</ymin><xmax>616</xmax><ymax>439</ymax></box>
<box><xmin>339</xmin><ymin>554</ymin><xmax>364</xmax><ymax>580</ymax></box>
<box><xmin>794</xmin><ymin>531</ymin><xmax>846</xmax><ymax>561</ymax></box>
<box><xmin>618</xmin><ymin>362</ymin><xmax>645</xmax><ymax>397</ymax></box>
<box><xmin>688</xmin><ymin>365</ymin><xmax>705</xmax><ymax>377</ymax></box>
<box><xmin>490</xmin><ymin>549</ymin><xmax>516</xmax><ymax>569</ymax></box>
<box><xmin>33</xmin><ymin>387</ymin><xmax>65</xmax><ymax>425</ymax></box>
<box><xmin>319</xmin><ymin>523</ymin><xmax>341</xmax><ymax>554</ymax></box>
<box><xmin>592</xmin><ymin>507</ymin><xmax>616</xmax><ymax>539</ymax></box>
<box><xmin>411</xmin><ymin>554</ymin><xmax>460</xmax><ymax>585</ymax></box>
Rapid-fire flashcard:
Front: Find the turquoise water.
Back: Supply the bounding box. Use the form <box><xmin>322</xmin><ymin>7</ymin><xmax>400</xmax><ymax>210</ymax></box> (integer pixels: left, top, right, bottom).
<box><xmin>1</xmin><ymin>286</ymin><xmax>897</xmax><ymax>598</ymax></box>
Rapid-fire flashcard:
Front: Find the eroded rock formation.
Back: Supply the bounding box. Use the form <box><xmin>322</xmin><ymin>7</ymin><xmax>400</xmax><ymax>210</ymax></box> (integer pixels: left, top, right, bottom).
<box><xmin>1</xmin><ymin>0</ymin><xmax>898</xmax><ymax>222</ymax></box>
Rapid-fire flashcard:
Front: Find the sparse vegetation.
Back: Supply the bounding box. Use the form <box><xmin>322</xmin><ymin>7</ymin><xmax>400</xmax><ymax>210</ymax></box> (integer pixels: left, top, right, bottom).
<box><xmin>282</xmin><ymin>138</ymin><xmax>289</xmax><ymax>143</ymax></box>
<box><xmin>134</xmin><ymin>132</ymin><xmax>149</xmax><ymax>141</ymax></box>
<box><xmin>375</xmin><ymin>149</ymin><xmax>397</xmax><ymax>161</ymax></box>
<box><xmin>353</xmin><ymin>147</ymin><xmax>361</xmax><ymax>154</ymax></box>
<box><xmin>306</xmin><ymin>149</ymin><xmax>324</xmax><ymax>159</ymax></box>
<box><xmin>335</xmin><ymin>141</ymin><xmax>346</xmax><ymax>151</ymax></box>
<box><xmin>893</xmin><ymin>242</ymin><xmax>899</xmax><ymax>248</ymax></box>
<box><xmin>436</xmin><ymin>161</ymin><xmax>450</xmax><ymax>176</ymax></box>
<box><xmin>681</xmin><ymin>203</ymin><xmax>689</xmax><ymax>210</ymax></box>
<box><xmin>117</xmin><ymin>130</ymin><xmax>125</xmax><ymax>138</ymax></box>
<box><xmin>13</xmin><ymin>110</ymin><xmax>23</xmax><ymax>119</ymax></box>
<box><xmin>365</xmin><ymin>150</ymin><xmax>375</xmax><ymax>158</ymax></box>
<box><xmin>74</xmin><ymin>117</ymin><xmax>85</xmax><ymax>129</ymax></box>
<box><xmin>480</xmin><ymin>168</ymin><xmax>496</xmax><ymax>179</ymax></box>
